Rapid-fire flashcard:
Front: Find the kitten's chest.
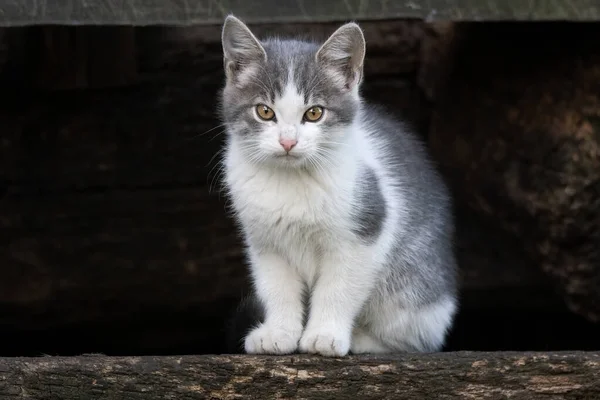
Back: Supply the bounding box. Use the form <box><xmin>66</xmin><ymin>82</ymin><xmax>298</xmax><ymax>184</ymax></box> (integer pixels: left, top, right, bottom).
<box><xmin>235</xmin><ymin>170</ymin><xmax>334</xmax><ymax>226</ymax></box>
<box><xmin>229</xmin><ymin>166</ymin><xmax>346</xmax><ymax>251</ymax></box>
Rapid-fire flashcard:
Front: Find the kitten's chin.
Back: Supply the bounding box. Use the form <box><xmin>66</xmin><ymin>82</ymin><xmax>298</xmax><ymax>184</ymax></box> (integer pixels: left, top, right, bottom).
<box><xmin>246</xmin><ymin>150</ymin><xmax>308</xmax><ymax>169</ymax></box>
<box><xmin>270</xmin><ymin>153</ymin><xmax>306</xmax><ymax>168</ymax></box>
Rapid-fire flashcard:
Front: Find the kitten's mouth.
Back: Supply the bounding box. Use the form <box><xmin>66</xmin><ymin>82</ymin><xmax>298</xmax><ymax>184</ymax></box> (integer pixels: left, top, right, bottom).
<box><xmin>276</xmin><ymin>153</ymin><xmax>301</xmax><ymax>159</ymax></box>
<box><xmin>273</xmin><ymin>152</ymin><xmax>305</xmax><ymax>165</ymax></box>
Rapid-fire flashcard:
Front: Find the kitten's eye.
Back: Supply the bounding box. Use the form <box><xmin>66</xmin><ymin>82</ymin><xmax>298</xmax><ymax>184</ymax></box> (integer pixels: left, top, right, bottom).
<box><xmin>304</xmin><ymin>106</ymin><xmax>324</xmax><ymax>122</ymax></box>
<box><xmin>256</xmin><ymin>104</ymin><xmax>275</xmax><ymax>121</ymax></box>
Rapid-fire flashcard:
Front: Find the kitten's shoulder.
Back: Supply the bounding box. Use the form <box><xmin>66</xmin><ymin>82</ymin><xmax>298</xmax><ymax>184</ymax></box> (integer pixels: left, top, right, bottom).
<box><xmin>359</xmin><ymin>102</ymin><xmax>450</xmax><ymax>202</ymax></box>
<box><xmin>359</xmin><ymin>103</ymin><xmax>428</xmax><ymax>160</ymax></box>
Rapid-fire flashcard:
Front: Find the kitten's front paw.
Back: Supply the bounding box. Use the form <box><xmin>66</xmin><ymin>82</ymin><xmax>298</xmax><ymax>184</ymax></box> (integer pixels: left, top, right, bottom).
<box><xmin>299</xmin><ymin>328</ymin><xmax>350</xmax><ymax>357</ymax></box>
<box><xmin>244</xmin><ymin>325</ymin><xmax>300</xmax><ymax>355</ymax></box>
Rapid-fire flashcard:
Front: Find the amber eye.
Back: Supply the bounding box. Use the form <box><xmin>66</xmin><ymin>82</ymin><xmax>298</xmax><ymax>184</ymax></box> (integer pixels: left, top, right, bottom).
<box><xmin>256</xmin><ymin>104</ymin><xmax>275</xmax><ymax>121</ymax></box>
<box><xmin>304</xmin><ymin>106</ymin><xmax>324</xmax><ymax>122</ymax></box>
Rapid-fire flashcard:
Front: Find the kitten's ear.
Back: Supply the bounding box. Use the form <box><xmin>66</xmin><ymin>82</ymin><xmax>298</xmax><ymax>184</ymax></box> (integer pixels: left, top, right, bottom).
<box><xmin>221</xmin><ymin>15</ymin><xmax>267</xmax><ymax>82</ymax></box>
<box><xmin>316</xmin><ymin>22</ymin><xmax>366</xmax><ymax>91</ymax></box>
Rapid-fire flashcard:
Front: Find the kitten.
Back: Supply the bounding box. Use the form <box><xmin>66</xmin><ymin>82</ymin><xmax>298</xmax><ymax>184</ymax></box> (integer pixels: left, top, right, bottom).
<box><xmin>219</xmin><ymin>16</ymin><xmax>458</xmax><ymax>356</ymax></box>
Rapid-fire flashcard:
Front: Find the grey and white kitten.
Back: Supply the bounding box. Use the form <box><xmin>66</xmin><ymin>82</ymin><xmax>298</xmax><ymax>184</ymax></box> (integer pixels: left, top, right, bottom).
<box><xmin>220</xmin><ymin>16</ymin><xmax>458</xmax><ymax>356</ymax></box>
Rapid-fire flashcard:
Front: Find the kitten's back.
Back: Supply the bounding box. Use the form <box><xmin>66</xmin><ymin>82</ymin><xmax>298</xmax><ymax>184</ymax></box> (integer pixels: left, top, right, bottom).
<box><xmin>361</xmin><ymin>104</ymin><xmax>458</xmax><ymax>300</ymax></box>
<box><xmin>362</xmin><ymin>104</ymin><xmax>452</xmax><ymax>223</ymax></box>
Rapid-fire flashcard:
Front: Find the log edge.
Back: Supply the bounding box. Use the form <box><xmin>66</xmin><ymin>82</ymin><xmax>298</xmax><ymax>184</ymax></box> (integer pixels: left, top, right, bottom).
<box><xmin>0</xmin><ymin>352</ymin><xmax>598</xmax><ymax>399</ymax></box>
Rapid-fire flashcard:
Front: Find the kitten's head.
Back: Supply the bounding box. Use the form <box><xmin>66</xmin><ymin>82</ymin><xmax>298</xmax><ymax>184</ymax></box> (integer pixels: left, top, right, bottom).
<box><xmin>220</xmin><ymin>16</ymin><xmax>365</xmax><ymax>168</ymax></box>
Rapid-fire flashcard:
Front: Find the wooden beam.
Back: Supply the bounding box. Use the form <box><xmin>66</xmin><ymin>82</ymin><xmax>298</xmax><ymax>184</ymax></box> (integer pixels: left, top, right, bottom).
<box><xmin>0</xmin><ymin>352</ymin><xmax>599</xmax><ymax>399</ymax></box>
<box><xmin>0</xmin><ymin>0</ymin><xmax>599</xmax><ymax>26</ymax></box>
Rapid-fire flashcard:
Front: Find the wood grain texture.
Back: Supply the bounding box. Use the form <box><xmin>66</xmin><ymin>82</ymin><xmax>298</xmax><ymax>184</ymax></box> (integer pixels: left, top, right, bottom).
<box><xmin>0</xmin><ymin>0</ymin><xmax>599</xmax><ymax>26</ymax></box>
<box><xmin>0</xmin><ymin>352</ymin><xmax>599</xmax><ymax>399</ymax></box>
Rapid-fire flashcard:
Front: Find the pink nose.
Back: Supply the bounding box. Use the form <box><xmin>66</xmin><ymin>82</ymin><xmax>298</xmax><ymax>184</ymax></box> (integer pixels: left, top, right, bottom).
<box><xmin>279</xmin><ymin>138</ymin><xmax>297</xmax><ymax>152</ymax></box>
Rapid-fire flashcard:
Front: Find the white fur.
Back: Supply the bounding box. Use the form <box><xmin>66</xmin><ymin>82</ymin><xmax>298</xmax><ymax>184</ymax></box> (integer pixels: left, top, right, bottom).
<box><xmin>224</xmin><ymin>76</ymin><xmax>456</xmax><ymax>356</ymax></box>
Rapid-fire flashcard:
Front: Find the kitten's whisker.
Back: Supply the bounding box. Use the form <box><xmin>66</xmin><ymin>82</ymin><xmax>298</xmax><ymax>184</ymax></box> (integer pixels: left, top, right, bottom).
<box><xmin>319</xmin><ymin>139</ymin><xmax>349</xmax><ymax>144</ymax></box>
<box><xmin>304</xmin><ymin>75</ymin><xmax>321</xmax><ymax>97</ymax></box>
<box><xmin>205</xmin><ymin>147</ymin><xmax>226</xmax><ymax>168</ymax></box>
<box><xmin>305</xmin><ymin>71</ymin><xmax>327</xmax><ymax>93</ymax></box>
<box><xmin>307</xmin><ymin>153</ymin><xmax>329</xmax><ymax>178</ymax></box>
<box><xmin>249</xmin><ymin>79</ymin><xmax>272</xmax><ymax>97</ymax></box>
<box><xmin>208</xmin><ymin>128</ymin><xmax>228</xmax><ymax>142</ymax></box>
<box><xmin>209</xmin><ymin>164</ymin><xmax>228</xmax><ymax>195</ymax></box>
<box><xmin>306</xmin><ymin>74</ymin><xmax>329</xmax><ymax>97</ymax></box>
<box><xmin>257</xmin><ymin>64</ymin><xmax>276</xmax><ymax>93</ymax></box>
<box><xmin>315</xmin><ymin>147</ymin><xmax>340</xmax><ymax>159</ymax></box>
<box><xmin>313</xmin><ymin>152</ymin><xmax>338</xmax><ymax>173</ymax></box>
<box><xmin>188</xmin><ymin>124</ymin><xmax>228</xmax><ymax>142</ymax></box>
<box><xmin>207</xmin><ymin>154</ymin><xmax>228</xmax><ymax>194</ymax></box>
<box><xmin>248</xmin><ymin>65</ymin><xmax>276</xmax><ymax>97</ymax></box>
<box><xmin>320</xmin><ymin>141</ymin><xmax>350</xmax><ymax>148</ymax></box>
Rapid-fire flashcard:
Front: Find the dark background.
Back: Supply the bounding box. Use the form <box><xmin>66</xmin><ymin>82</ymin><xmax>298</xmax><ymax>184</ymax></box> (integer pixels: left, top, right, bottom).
<box><xmin>1</xmin><ymin>21</ymin><xmax>599</xmax><ymax>357</ymax></box>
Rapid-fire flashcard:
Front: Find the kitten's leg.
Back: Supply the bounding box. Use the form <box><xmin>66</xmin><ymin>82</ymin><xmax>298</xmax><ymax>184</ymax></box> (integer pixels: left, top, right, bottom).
<box><xmin>350</xmin><ymin>328</ymin><xmax>390</xmax><ymax>354</ymax></box>
<box><xmin>244</xmin><ymin>251</ymin><xmax>305</xmax><ymax>355</ymax></box>
<box><xmin>299</xmin><ymin>248</ymin><xmax>377</xmax><ymax>357</ymax></box>
<box><xmin>370</xmin><ymin>296</ymin><xmax>457</xmax><ymax>353</ymax></box>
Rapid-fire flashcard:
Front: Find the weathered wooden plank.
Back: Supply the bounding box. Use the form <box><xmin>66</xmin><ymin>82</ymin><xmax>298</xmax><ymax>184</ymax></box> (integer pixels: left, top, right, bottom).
<box><xmin>0</xmin><ymin>0</ymin><xmax>599</xmax><ymax>26</ymax></box>
<box><xmin>0</xmin><ymin>352</ymin><xmax>598</xmax><ymax>399</ymax></box>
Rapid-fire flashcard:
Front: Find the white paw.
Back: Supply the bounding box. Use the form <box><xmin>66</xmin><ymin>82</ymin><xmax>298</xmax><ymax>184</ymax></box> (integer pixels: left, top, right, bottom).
<box><xmin>299</xmin><ymin>328</ymin><xmax>350</xmax><ymax>357</ymax></box>
<box><xmin>244</xmin><ymin>325</ymin><xmax>300</xmax><ymax>355</ymax></box>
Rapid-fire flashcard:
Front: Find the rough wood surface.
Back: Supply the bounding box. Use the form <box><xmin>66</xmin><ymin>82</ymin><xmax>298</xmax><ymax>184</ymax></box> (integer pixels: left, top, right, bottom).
<box><xmin>0</xmin><ymin>352</ymin><xmax>599</xmax><ymax>399</ymax></box>
<box><xmin>0</xmin><ymin>0</ymin><xmax>599</xmax><ymax>26</ymax></box>
<box><xmin>427</xmin><ymin>22</ymin><xmax>600</xmax><ymax>323</ymax></box>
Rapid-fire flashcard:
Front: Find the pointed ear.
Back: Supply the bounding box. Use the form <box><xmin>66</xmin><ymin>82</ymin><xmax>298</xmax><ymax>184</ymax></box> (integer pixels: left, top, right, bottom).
<box><xmin>221</xmin><ymin>15</ymin><xmax>267</xmax><ymax>82</ymax></box>
<box><xmin>316</xmin><ymin>22</ymin><xmax>366</xmax><ymax>91</ymax></box>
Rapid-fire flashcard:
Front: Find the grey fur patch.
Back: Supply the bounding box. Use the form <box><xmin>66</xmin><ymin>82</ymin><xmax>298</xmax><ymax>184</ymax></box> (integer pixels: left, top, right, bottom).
<box><xmin>352</xmin><ymin>166</ymin><xmax>386</xmax><ymax>243</ymax></box>
<box><xmin>360</xmin><ymin>104</ymin><xmax>458</xmax><ymax>307</ymax></box>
